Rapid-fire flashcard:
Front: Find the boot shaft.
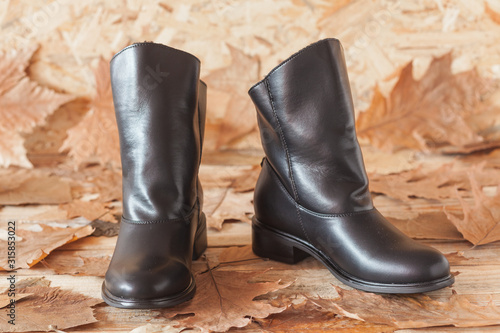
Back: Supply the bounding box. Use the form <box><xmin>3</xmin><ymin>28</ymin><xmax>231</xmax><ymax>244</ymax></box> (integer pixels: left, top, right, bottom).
<box><xmin>249</xmin><ymin>38</ymin><xmax>372</xmax><ymax>214</ymax></box>
<box><xmin>111</xmin><ymin>43</ymin><xmax>205</xmax><ymax>221</ymax></box>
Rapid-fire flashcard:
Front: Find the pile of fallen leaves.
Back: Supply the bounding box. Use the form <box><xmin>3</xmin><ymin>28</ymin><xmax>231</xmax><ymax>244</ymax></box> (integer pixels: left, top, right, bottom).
<box><xmin>1</xmin><ymin>44</ymin><xmax>500</xmax><ymax>332</ymax></box>
<box><xmin>357</xmin><ymin>53</ymin><xmax>500</xmax><ymax>247</ymax></box>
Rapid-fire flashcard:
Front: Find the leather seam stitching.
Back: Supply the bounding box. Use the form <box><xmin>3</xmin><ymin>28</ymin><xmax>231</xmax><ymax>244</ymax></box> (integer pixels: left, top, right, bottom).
<box><xmin>265</xmin><ymin>158</ymin><xmax>376</xmax><ymax>218</ymax></box>
<box><xmin>265</xmin><ymin>78</ymin><xmax>311</xmax><ymax>243</ymax></box>
<box><xmin>195</xmin><ymin>83</ymin><xmax>203</xmax><ymax>223</ymax></box>
<box><xmin>121</xmin><ymin>205</ymin><xmax>196</xmax><ymax>224</ymax></box>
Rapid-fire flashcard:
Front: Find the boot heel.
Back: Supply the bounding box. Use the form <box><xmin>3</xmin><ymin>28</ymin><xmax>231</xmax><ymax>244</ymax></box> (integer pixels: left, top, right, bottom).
<box><xmin>252</xmin><ymin>217</ymin><xmax>310</xmax><ymax>264</ymax></box>
<box><xmin>192</xmin><ymin>213</ymin><xmax>207</xmax><ymax>260</ymax></box>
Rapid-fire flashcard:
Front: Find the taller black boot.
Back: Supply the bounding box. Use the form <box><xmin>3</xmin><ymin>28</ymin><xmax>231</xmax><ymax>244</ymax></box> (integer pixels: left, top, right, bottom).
<box><xmin>102</xmin><ymin>43</ymin><xmax>207</xmax><ymax>308</ymax></box>
<box><xmin>248</xmin><ymin>39</ymin><xmax>454</xmax><ymax>293</ymax></box>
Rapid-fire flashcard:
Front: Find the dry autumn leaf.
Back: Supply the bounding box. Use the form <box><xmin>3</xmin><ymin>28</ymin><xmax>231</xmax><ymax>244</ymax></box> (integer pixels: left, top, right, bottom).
<box><xmin>253</xmin><ymin>300</ymin><xmax>395</xmax><ymax>333</ymax></box>
<box><xmin>486</xmin><ymin>2</ymin><xmax>500</xmax><ymax>24</ymax></box>
<box><xmin>317</xmin><ymin>0</ymin><xmax>353</xmax><ymax>22</ymax></box>
<box><xmin>0</xmin><ymin>223</ymin><xmax>94</xmax><ymax>270</ymax></box>
<box><xmin>0</xmin><ymin>279</ymin><xmax>102</xmax><ymax>332</ymax></box>
<box><xmin>0</xmin><ymin>169</ymin><xmax>72</xmax><ymax>205</ymax></box>
<box><xmin>91</xmin><ymin>167</ymin><xmax>122</xmax><ymax>202</ymax></box>
<box><xmin>60</xmin><ymin>200</ymin><xmax>110</xmax><ymax>222</ymax></box>
<box><xmin>230</xmin><ymin>164</ymin><xmax>261</xmax><ymax>193</ymax></box>
<box><xmin>444</xmin><ymin>251</ymin><xmax>473</xmax><ymax>266</ymax></box>
<box><xmin>218</xmin><ymin>245</ymin><xmax>260</xmax><ymax>263</ymax></box>
<box><xmin>461</xmin><ymin>148</ymin><xmax>500</xmax><ymax>168</ymax></box>
<box><xmin>41</xmin><ymin>252</ymin><xmax>110</xmax><ymax>277</ymax></box>
<box><xmin>66</xmin><ymin>165</ymin><xmax>122</xmax><ymax>203</ymax></box>
<box><xmin>208</xmin><ymin>245</ymin><xmax>265</xmax><ymax>270</ymax></box>
<box><xmin>0</xmin><ymin>293</ymin><xmax>33</xmax><ymax>308</ymax></box>
<box><xmin>357</xmin><ymin>53</ymin><xmax>498</xmax><ymax>153</ymax></box>
<box><xmin>90</xmin><ymin>219</ymin><xmax>120</xmax><ymax>237</ymax></box>
<box><xmin>0</xmin><ymin>46</ymin><xmax>73</xmax><ymax>168</ymax></box>
<box><xmin>204</xmin><ymin>45</ymin><xmax>260</xmax><ymax>149</ymax></box>
<box><xmin>199</xmin><ymin>164</ymin><xmax>261</xmax><ymax>190</ymax></box>
<box><xmin>129</xmin><ymin>323</ymin><xmax>184</xmax><ymax>333</ymax></box>
<box><xmin>387</xmin><ymin>211</ymin><xmax>463</xmax><ymax>240</ymax></box>
<box><xmin>16</xmin><ymin>277</ymin><xmax>50</xmax><ymax>288</ymax></box>
<box><xmin>206</xmin><ymin>189</ymin><xmax>253</xmax><ymax>230</ymax></box>
<box><xmin>369</xmin><ymin>162</ymin><xmax>500</xmax><ymax>201</ymax></box>
<box><xmin>60</xmin><ymin>58</ymin><xmax>120</xmax><ymax>168</ymax></box>
<box><xmin>160</xmin><ymin>269</ymin><xmax>292</xmax><ymax>332</ymax></box>
<box><xmin>445</xmin><ymin>172</ymin><xmax>500</xmax><ymax>246</ymax></box>
<box><xmin>311</xmin><ymin>286</ymin><xmax>500</xmax><ymax>329</ymax></box>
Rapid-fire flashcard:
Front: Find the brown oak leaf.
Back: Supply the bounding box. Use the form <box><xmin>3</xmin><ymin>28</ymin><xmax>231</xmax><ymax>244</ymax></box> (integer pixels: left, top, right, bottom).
<box><xmin>0</xmin><ymin>279</ymin><xmax>102</xmax><ymax>332</ymax></box>
<box><xmin>204</xmin><ymin>45</ymin><xmax>260</xmax><ymax>149</ymax></box>
<box><xmin>445</xmin><ymin>172</ymin><xmax>500</xmax><ymax>246</ymax></box>
<box><xmin>357</xmin><ymin>53</ymin><xmax>498</xmax><ymax>153</ymax></box>
<box><xmin>0</xmin><ymin>224</ymin><xmax>94</xmax><ymax>270</ymax></box>
<box><xmin>160</xmin><ymin>270</ymin><xmax>292</xmax><ymax>332</ymax></box>
<box><xmin>60</xmin><ymin>58</ymin><xmax>120</xmax><ymax>168</ymax></box>
<box><xmin>310</xmin><ymin>286</ymin><xmax>500</xmax><ymax>329</ymax></box>
<box><xmin>0</xmin><ymin>46</ymin><xmax>73</xmax><ymax>168</ymax></box>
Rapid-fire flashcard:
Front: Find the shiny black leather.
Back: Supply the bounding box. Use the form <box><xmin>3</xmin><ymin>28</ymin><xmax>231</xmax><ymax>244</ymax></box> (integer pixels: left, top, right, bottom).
<box><xmin>102</xmin><ymin>43</ymin><xmax>207</xmax><ymax>308</ymax></box>
<box><xmin>249</xmin><ymin>38</ymin><xmax>454</xmax><ymax>293</ymax></box>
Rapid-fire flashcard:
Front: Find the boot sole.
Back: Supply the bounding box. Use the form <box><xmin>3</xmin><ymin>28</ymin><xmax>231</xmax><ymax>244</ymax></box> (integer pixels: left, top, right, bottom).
<box><xmin>101</xmin><ymin>274</ymin><xmax>197</xmax><ymax>309</ymax></box>
<box><xmin>252</xmin><ymin>217</ymin><xmax>455</xmax><ymax>294</ymax></box>
<box><xmin>101</xmin><ymin>214</ymin><xmax>208</xmax><ymax>309</ymax></box>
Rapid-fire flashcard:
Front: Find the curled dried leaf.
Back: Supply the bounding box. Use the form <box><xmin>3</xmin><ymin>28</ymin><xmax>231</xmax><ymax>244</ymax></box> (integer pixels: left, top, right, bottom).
<box><xmin>60</xmin><ymin>58</ymin><xmax>120</xmax><ymax>168</ymax></box>
<box><xmin>0</xmin><ymin>224</ymin><xmax>94</xmax><ymax>270</ymax></box>
<box><xmin>310</xmin><ymin>286</ymin><xmax>500</xmax><ymax>329</ymax></box>
<box><xmin>0</xmin><ymin>282</ymin><xmax>102</xmax><ymax>332</ymax></box>
<box><xmin>0</xmin><ymin>46</ymin><xmax>73</xmax><ymax>168</ymax></box>
<box><xmin>445</xmin><ymin>172</ymin><xmax>500</xmax><ymax>246</ymax></box>
<box><xmin>357</xmin><ymin>53</ymin><xmax>498</xmax><ymax>153</ymax></box>
<box><xmin>160</xmin><ymin>269</ymin><xmax>292</xmax><ymax>332</ymax></box>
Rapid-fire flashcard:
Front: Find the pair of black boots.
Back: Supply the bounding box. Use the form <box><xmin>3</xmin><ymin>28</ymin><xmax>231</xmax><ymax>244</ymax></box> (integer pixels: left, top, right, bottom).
<box><xmin>102</xmin><ymin>39</ymin><xmax>454</xmax><ymax>309</ymax></box>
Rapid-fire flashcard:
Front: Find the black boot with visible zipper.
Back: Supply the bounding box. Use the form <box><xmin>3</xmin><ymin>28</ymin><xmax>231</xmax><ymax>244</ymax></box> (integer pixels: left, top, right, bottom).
<box><xmin>248</xmin><ymin>38</ymin><xmax>454</xmax><ymax>293</ymax></box>
<box><xmin>102</xmin><ymin>43</ymin><xmax>207</xmax><ymax>308</ymax></box>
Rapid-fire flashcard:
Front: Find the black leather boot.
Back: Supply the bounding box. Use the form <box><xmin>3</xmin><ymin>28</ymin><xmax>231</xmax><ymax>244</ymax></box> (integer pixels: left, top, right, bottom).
<box><xmin>248</xmin><ymin>39</ymin><xmax>454</xmax><ymax>293</ymax></box>
<box><xmin>102</xmin><ymin>43</ymin><xmax>207</xmax><ymax>308</ymax></box>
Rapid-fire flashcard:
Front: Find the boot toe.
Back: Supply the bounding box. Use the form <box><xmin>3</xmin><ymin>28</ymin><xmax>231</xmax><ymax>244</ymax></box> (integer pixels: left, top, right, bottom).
<box><xmin>104</xmin><ymin>258</ymin><xmax>191</xmax><ymax>300</ymax></box>
<box><xmin>373</xmin><ymin>244</ymin><xmax>451</xmax><ymax>285</ymax></box>
<box><xmin>405</xmin><ymin>246</ymin><xmax>451</xmax><ymax>283</ymax></box>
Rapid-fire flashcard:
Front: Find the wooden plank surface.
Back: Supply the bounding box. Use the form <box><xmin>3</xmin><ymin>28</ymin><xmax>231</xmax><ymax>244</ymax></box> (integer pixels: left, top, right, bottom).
<box><xmin>1</xmin><ymin>217</ymin><xmax>499</xmax><ymax>332</ymax></box>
